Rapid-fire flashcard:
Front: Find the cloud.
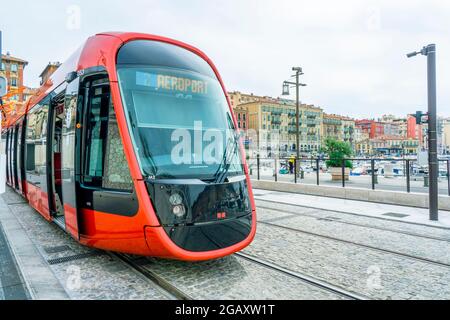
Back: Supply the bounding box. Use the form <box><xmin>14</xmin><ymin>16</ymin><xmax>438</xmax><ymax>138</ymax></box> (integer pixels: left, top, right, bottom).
<box><xmin>1</xmin><ymin>0</ymin><xmax>449</xmax><ymax>117</ymax></box>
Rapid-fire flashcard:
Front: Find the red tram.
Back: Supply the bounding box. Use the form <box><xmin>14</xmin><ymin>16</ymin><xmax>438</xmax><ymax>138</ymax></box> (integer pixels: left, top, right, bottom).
<box><xmin>2</xmin><ymin>32</ymin><xmax>256</xmax><ymax>260</ymax></box>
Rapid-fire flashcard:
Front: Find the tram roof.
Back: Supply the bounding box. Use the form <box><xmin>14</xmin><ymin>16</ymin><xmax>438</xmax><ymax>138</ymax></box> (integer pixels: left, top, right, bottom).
<box><xmin>3</xmin><ymin>32</ymin><xmax>218</xmax><ymax>129</ymax></box>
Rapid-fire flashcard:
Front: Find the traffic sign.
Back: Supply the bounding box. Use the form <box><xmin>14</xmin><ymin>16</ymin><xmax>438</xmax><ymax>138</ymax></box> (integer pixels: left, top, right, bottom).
<box><xmin>0</xmin><ymin>75</ymin><xmax>7</xmax><ymax>97</ymax></box>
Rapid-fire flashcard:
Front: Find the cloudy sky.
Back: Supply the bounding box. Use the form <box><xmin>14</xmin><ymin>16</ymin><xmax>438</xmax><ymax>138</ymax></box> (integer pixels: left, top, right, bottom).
<box><xmin>1</xmin><ymin>0</ymin><xmax>449</xmax><ymax>118</ymax></box>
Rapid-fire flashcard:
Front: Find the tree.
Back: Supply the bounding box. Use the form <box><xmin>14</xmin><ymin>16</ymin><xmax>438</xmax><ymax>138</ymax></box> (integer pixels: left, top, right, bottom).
<box><xmin>324</xmin><ymin>138</ymin><xmax>353</xmax><ymax>168</ymax></box>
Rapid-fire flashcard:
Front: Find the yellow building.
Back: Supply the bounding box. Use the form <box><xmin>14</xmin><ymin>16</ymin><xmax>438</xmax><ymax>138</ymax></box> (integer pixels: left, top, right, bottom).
<box><xmin>228</xmin><ymin>91</ymin><xmax>267</xmax><ymax>109</ymax></box>
<box><xmin>322</xmin><ymin>114</ymin><xmax>342</xmax><ymax>142</ymax></box>
<box><xmin>242</xmin><ymin>98</ymin><xmax>322</xmax><ymax>157</ymax></box>
<box><xmin>442</xmin><ymin>119</ymin><xmax>450</xmax><ymax>154</ymax></box>
<box><xmin>370</xmin><ymin>136</ymin><xmax>419</xmax><ymax>155</ymax></box>
<box><xmin>341</xmin><ymin>116</ymin><xmax>355</xmax><ymax>150</ymax></box>
<box><xmin>322</xmin><ymin>114</ymin><xmax>355</xmax><ymax>150</ymax></box>
<box><xmin>355</xmin><ymin>138</ymin><xmax>373</xmax><ymax>155</ymax></box>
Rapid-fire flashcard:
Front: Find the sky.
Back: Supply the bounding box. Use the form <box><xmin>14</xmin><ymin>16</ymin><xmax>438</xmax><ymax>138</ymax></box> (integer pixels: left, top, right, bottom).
<box><xmin>1</xmin><ymin>0</ymin><xmax>449</xmax><ymax>118</ymax></box>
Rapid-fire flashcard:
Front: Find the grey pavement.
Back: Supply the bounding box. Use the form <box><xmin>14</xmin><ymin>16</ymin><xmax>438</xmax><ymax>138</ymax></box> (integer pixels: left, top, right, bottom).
<box><xmin>0</xmin><ymin>221</ymin><xmax>29</xmax><ymax>300</ymax></box>
<box><xmin>0</xmin><ymin>187</ymin><xmax>170</xmax><ymax>300</ymax></box>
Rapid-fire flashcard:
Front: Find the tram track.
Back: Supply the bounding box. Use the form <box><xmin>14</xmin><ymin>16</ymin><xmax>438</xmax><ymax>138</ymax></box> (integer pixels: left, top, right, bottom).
<box><xmin>257</xmin><ymin>219</ymin><xmax>450</xmax><ymax>269</ymax></box>
<box><xmin>113</xmin><ymin>253</ymin><xmax>192</xmax><ymax>300</ymax></box>
<box><xmin>234</xmin><ymin>252</ymin><xmax>369</xmax><ymax>300</ymax></box>
<box><xmin>117</xmin><ymin>251</ymin><xmax>363</xmax><ymax>300</ymax></box>
<box><xmin>254</xmin><ymin>197</ymin><xmax>450</xmax><ymax>231</ymax></box>
<box><xmin>255</xmin><ymin>200</ymin><xmax>450</xmax><ymax>243</ymax></box>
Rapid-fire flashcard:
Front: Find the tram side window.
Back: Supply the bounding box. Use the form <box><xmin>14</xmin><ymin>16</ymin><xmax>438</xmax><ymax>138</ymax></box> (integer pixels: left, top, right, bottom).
<box><xmin>25</xmin><ymin>112</ymin><xmax>37</xmax><ymax>172</ymax></box>
<box><xmin>83</xmin><ymin>78</ymin><xmax>133</xmax><ymax>191</ymax></box>
<box><xmin>25</xmin><ymin>100</ymin><xmax>49</xmax><ymax>176</ymax></box>
<box><xmin>34</xmin><ymin>103</ymin><xmax>49</xmax><ymax>177</ymax></box>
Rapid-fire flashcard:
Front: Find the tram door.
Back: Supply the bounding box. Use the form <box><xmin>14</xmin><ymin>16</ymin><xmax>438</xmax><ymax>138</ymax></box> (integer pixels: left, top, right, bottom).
<box><xmin>48</xmin><ymin>93</ymin><xmax>65</xmax><ymax>224</ymax></box>
<box><xmin>47</xmin><ymin>79</ymin><xmax>80</xmax><ymax>240</ymax></box>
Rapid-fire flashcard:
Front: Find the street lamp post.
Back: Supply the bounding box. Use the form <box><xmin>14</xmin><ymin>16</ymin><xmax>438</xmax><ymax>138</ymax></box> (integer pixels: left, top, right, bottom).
<box><xmin>282</xmin><ymin>67</ymin><xmax>306</xmax><ymax>174</ymax></box>
<box><xmin>407</xmin><ymin>44</ymin><xmax>439</xmax><ymax>221</ymax></box>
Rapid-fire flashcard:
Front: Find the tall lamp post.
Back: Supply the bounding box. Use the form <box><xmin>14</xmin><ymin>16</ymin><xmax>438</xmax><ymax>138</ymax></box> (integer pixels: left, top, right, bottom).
<box><xmin>282</xmin><ymin>67</ymin><xmax>306</xmax><ymax>172</ymax></box>
<box><xmin>407</xmin><ymin>44</ymin><xmax>438</xmax><ymax>221</ymax></box>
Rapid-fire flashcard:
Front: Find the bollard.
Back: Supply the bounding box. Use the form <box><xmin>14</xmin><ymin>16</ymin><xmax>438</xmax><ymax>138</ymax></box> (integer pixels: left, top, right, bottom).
<box><xmin>294</xmin><ymin>159</ymin><xmax>297</xmax><ymax>184</ymax></box>
<box><xmin>371</xmin><ymin>159</ymin><xmax>376</xmax><ymax>190</ymax></box>
<box><xmin>300</xmin><ymin>170</ymin><xmax>304</xmax><ymax>179</ymax></box>
<box><xmin>406</xmin><ymin>159</ymin><xmax>411</xmax><ymax>193</ymax></box>
<box><xmin>274</xmin><ymin>158</ymin><xmax>277</xmax><ymax>182</ymax></box>
<box><xmin>316</xmin><ymin>158</ymin><xmax>320</xmax><ymax>185</ymax></box>
<box><xmin>424</xmin><ymin>175</ymin><xmax>429</xmax><ymax>187</ymax></box>
<box><xmin>257</xmin><ymin>154</ymin><xmax>260</xmax><ymax>180</ymax></box>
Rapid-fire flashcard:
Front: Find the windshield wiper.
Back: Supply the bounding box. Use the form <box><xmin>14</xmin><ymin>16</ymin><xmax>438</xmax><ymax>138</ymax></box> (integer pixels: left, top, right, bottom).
<box><xmin>212</xmin><ymin>134</ymin><xmax>239</xmax><ymax>184</ymax></box>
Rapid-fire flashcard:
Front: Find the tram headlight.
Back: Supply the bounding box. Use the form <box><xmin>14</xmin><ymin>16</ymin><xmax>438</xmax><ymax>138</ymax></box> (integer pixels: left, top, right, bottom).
<box><xmin>172</xmin><ymin>204</ymin><xmax>186</xmax><ymax>217</ymax></box>
<box><xmin>169</xmin><ymin>193</ymin><xmax>183</xmax><ymax>206</ymax></box>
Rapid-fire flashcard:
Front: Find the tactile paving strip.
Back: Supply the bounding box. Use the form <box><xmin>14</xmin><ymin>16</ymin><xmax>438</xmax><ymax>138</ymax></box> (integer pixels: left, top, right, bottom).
<box><xmin>47</xmin><ymin>252</ymin><xmax>105</xmax><ymax>265</ymax></box>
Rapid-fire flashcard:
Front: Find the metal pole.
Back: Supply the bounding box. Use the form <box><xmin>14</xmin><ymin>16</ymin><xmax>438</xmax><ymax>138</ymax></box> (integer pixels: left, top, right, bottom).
<box><xmin>406</xmin><ymin>159</ymin><xmax>411</xmax><ymax>193</ymax></box>
<box><xmin>295</xmin><ymin>70</ymin><xmax>300</xmax><ymax>175</ymax></box>
<box><xmin>427</xmin><ymin>44</ymin><xmax>439</xmax><ymax>220</ymax></box>
<box><xmin>294</xmin><ymin>158</ymin><xmax>297</xmax><ymax>184</ymax></box>
<box><xmin>316</xmin><ymin>158</ymin><xmax>320</xmax><ymax>185</ymax></box>
<box><xmin>274</xmin><ymin>158</ymin><xmax>277</xmax><ymax>182</ymax></box>
<box><xmin>341</xmin><ymin>158</ymin><xmax>345</xmax><ymax>188</ymax></box>
<box><xmin>257</xmin><ymin>154</ymin><xmax>260</xmax><ymax>180</ymax></box>
<box><xmin>371</xmin><ymin>159</ymin><xmax>375</xmax><ymax>190</ymax></box>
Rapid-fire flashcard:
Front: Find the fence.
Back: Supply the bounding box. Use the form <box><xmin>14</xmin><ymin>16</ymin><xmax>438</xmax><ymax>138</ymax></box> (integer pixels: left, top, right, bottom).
<box><xmin>248</xmin><ymin>155</ymin><xmax>450</xmax><ymax>196</ymax></box>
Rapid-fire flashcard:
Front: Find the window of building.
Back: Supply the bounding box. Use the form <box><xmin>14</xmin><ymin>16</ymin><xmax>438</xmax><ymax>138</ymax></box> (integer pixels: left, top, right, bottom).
<box><xmin>10</xmin><ymin>64</ymin><xmax>18</xmax><ymax>72</ymax></box>
<box><xmin>0</xmin><ymin>62</ymin><xmax>4</xmax><ymax>70</ymax></box>
<box><xmin>10</xmin><ymin>78</ymin><xmax>17</xmax><ymax>87</ymax></box>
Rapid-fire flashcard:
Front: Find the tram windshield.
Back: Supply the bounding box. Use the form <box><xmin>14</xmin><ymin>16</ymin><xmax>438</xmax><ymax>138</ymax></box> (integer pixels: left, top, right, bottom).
<box><xmin>116</xmin><ymin>40</ymin><xmax>244</xmax><ymax>180</ymax></box>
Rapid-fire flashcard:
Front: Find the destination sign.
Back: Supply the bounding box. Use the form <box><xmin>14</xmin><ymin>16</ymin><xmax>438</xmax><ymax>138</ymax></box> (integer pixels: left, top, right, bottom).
<box><xmin>136</xmin><ymin>71</ymin><xmax>208</xmax><ymax>95</ymax></box>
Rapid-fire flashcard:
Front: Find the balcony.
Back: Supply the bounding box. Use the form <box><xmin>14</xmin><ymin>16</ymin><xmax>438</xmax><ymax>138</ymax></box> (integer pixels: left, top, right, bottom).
<box><xmin>271</xmin><ymin>110</ymin><xmax>283</xmax><ymax>115</ymax></box>
<box><xmin>271</xmin><ymin>119</ymin><xmax>282</xmax><ymax>125</ymax></box>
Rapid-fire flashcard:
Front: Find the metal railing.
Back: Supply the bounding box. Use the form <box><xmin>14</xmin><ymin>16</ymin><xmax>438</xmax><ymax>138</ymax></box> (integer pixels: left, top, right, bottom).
<box><xmin>249</xmin><ymin>155</ymin><xmax>450</xmax><ymax>196</ymax></box>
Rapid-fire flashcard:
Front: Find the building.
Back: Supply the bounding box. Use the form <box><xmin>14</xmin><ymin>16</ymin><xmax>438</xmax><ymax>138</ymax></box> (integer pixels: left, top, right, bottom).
<box><xmin>382</xmin><ymin>122</ymin><xmax>400</xmax><ymax>137</ymax></box>
<box><xmin>240</xmin><ymin>98</ymin><xmax>323</xmax><ymax>157</ymax></box>
<box><xmin>395</xmin><ymin>118</ymin><xmax>408</xmax><ymax>138</ymax></box>
<box><xmin>0</xmin><ymin>52</ymin><xmax>28</xmax><ymax>103</ymax></box>
<box><xmin>228</xmin><ymin>91</ymin><xmax>267</xmax><ymax>108</ymax></box>
<box><xmin>370</xmin><ymin>135</ymin><xmax>419</xmax><ymax>156</ymax></box>
<box><xmin>22</xmin><ymin>87</ymin><xmax>38</xmax><ymax>103</ymax></box>
<box><xmin>340</xmin><ymin>116</ymin><xmax>355</xmax><ymax>149</ymax></box>
<box><xmin>355</xmin><ymin>138</ymin><xmax>372</xmax><ymax>155</ymax></box>
<box><xmin>322</xmin><ymin>113</ymin><xmax>342</xmax><ymax>142</ymax></box>
<box><xmin>443</xmin><ymin>118</ymin><xmax>450</xmax><ymax>155</ymax></box>
<box><xmin>234</xmin><ymin>103</ymin><xmax>248</xmax><ymax>130</ymax></box>
<box><xmin>406</xmin><ymin>115</ymin><xmax>423</xmax><ymax>141</ymax></box>
<box><xmin>355</xmin><ymin>119</ymin><xmax>384</xmax><ymax>139</ymax></box>
<box><xmin>39</xmin><ymin>62</ymin><xmax>61</xmax><ymax>85</ymax></box>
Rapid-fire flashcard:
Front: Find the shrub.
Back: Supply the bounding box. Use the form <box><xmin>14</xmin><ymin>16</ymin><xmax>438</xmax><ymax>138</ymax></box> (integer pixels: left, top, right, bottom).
<box><xmin>324</xmin><ymin>138</ymin><xmax>353</xmax><ymax>169</ymax></box>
